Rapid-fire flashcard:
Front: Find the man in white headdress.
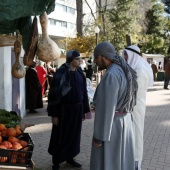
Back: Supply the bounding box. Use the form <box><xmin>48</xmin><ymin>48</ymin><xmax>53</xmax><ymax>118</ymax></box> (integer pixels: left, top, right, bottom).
<box><xmin>122</xmin><ymin>45</ymin><xmax>154</xmax><ymax>170</ymax></box>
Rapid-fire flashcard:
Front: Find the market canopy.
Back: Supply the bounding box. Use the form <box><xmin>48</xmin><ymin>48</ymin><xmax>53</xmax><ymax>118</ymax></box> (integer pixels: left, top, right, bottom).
<box><xmin>0</xmin><ymin>0</ymin><xmax>55</xmax><ymax>50</ymax></box>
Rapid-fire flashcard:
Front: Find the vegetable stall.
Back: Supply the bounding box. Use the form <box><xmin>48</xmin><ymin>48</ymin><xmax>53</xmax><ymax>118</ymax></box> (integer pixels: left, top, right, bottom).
<box><xmin>0</xmin><ymin>1</ymin><xmax>61</xmax><ymax>169</ymax></box>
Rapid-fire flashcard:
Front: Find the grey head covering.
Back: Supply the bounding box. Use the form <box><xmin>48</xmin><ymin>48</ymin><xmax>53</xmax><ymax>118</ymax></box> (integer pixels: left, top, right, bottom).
<box><xmin>94</xmin><ymin>41</ymin><xmax>138</xmax><ymax>112</ymax></box>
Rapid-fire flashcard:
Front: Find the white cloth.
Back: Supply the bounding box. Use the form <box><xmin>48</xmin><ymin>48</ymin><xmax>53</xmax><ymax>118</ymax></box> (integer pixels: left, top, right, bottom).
<box><xmin>123</xmin><ymin>46</ymin><xmax>153</xmax><ymax>161</ymax></box>
<box><xmin>80</xmin><ymin>59</ymin><xmax>86</xmax><ymax>70</ymax></box>
<box><xmin>135</xmin><ymin>161</ymin><xmax>142</xmax><ymax>170</ymax></box>
<box><xmin>122</xmin><ymin>45</ymin><xmax>153</xmax><ymax>87</ymax></box>
<box><xmin>86</xmin><ymin>78</ymin><xmax>95</xmax><ymax>102</ymax></box>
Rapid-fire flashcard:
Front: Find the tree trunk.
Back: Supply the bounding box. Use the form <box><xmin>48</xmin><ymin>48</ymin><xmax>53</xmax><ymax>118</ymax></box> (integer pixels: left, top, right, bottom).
<box><xmin>126</xmin><ymin>34</ymin><xmax>131</xmax><ymax>46</ymax></box>
<box><xmin>99</xmin><ymin>0</ymin><xmax>106</xmax><ymax>36</ymax></box>
<box><xmin>76</xmin><ymin>0</ymin><xmax>83</xmax><ymax>36</ymax></box>
<box><xmin>102</xmin><ymin>13</ymin><xmax>106</xmax><ymax>36</ymax></box>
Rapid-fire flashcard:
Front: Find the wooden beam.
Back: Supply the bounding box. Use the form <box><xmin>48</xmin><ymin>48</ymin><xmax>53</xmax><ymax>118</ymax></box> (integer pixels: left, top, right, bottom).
<box><xmin>0</xmin><ymin>35</ymin><xmax>22</xmax><ymax>47</ymax></box>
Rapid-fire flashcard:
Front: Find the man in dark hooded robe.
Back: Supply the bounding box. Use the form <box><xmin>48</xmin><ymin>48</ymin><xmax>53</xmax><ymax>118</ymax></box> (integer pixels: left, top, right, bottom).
<box><xmin>47</xmin><ymin>50</ymin><xmax>90</xmax><ymax>170</ymax></box>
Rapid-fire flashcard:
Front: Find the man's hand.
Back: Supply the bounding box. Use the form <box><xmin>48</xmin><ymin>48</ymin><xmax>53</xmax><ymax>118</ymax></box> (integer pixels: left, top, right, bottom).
<box><xmin>52</xmin><ymin>117</ymin><xmax>59</xmax><ymax>126</ymax></box>
<box><xmin>93</xmin><ymin>138</ymin><xmax>102</xmax><ymax>147</ymax></box>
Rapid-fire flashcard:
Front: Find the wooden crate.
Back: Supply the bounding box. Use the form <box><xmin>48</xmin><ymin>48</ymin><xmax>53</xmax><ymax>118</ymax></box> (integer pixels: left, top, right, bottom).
<box><xmin>0</xmin><ymin>133</ymin><xmax>34</xmax><ymax>167</ymax></box>
<box><xmin>0</xmin><ymin>159</ymin><xmax>34</xmax><ymax>170</ymax></box>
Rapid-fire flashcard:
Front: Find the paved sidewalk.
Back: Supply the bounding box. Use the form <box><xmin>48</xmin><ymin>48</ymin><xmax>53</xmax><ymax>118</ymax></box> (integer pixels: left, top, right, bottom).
<box><xmin>142</xmin><ymin>82</ymin><xmax>170</xmax><ymax>170</ymax></box>
<box><xmin>21</xmin><ymin>81</ymin><xmax>170</xmax><ymax>170</ymax></box>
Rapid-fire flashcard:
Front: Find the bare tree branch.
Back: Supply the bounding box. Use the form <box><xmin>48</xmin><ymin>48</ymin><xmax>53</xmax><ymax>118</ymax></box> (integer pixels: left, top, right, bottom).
<box><xmin>95</xmin><ymin>0</ymin><xmax>100</xmax><ymax>9</ymax></box>
<box><xmin>104</xmin><ymin>0</ymin><xmax>108</xmax><ymax>11</ymax></box>
<box><xmin>84</xmin><ymin>0</ymin><xmax>96</xmax><ymax>22</ymax></box>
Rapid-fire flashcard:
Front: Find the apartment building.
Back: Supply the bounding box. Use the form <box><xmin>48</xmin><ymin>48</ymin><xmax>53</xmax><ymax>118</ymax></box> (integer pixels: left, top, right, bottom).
<box><xmin>38</xmin><ymin>0</ymin><xmax>96</xmax><ymax>49</ymax></box>
<box><xmin>48</xmin><ymin>1</ymin><xmax>77</xmax><ymax>46</ymax></box>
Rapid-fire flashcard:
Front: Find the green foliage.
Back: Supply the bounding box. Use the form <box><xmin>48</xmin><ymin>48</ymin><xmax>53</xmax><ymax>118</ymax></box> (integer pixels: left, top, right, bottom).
<box><xmin>0</xmin><ymin>109</ymin><xmax>21</xmax><ymax>128</ymax></box>
<box><xmin>60</xmin><ymin>35</ymin><xmax>96</xmax><ymax>55</ymax></box>
<box><xmin>139</xmin><ymin>34</ymin><xmax>169</xmax><ymax>55</ymax></box>
<box><xmin>34</xmin><ymin>167</ymin><xmax>42</xmax><ymax>170</ymax></box>
<box><xmin>162</xmin><ymin>0</ymin><xmax>170</xmax><ymax>14</ymax></box>
<box><xmin>107</xmin><ymin>0</ymin><xmax>138</xmax><ymax>51</ymax></box>
<box><xmin>146</xmin><ymin>3</ymin><xmax>167</xmax><ymax>36</ymax></box>
<box><xmin>143</xmin><ymin>1</ymin><xmax>170</xmax><ymax>55</ymax></box>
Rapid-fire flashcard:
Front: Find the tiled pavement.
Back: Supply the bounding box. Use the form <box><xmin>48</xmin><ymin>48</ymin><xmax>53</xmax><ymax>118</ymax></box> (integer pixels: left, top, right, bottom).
<box><xmin>143</xmin><ymin>82</ymin><xmax>170</xmax><ymax>170</ymax></box>
<box><xmin>21</xmin><ymin>81</ymin><xmax>170</xmax><ymax>170</ymax></box>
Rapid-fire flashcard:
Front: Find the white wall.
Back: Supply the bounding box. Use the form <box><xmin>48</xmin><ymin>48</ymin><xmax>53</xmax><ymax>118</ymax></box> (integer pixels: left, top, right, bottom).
<box><xmin>0</xmin><ymin>47</ymin><xmax>12</xmax><ymax>111</ymax></box>
<box><xmin>142</xmin><ymin>53</ymin><xmax>165</xmax><ymax>70</ymax></box>
<box><xmin>19</xmin><ymin>49</ymin><xmax>26</xmax><ymax>118</ymax></box>
<box><xmin>0</xmin><ymin>46</ymin><xmax>26</xmax><ymax>118</ymax></box>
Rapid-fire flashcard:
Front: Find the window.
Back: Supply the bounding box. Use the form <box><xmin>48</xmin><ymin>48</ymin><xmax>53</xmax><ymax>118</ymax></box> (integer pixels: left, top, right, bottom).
<box><xmin>55</xmin><ymin>3</ymin><xmax>67</xmax><ymax>13</ymax></box>
<box><xmin>56</xmin><ymin>20</ymin><xmax>62</xmax><ymax>27</ymax></box>
<box><xmin>67</xmin><ymin>22</ymin><xmax>76</xmax><ymax>29</ymax></box>
<box><xmin>67</xmin><ymin>7</ymin><xmax>75</xmax><ymax>15</ymax></box>
<box><xmin>49</xmin><ymin>18</ymin><xmax>75</xmax><ymax>29</ymax></box>
<box><xmin>49</xmin><ymin>18</ymin><xmax>62</xmax><ymax>27</ymax></box>
<box><xmin>61</xmin><ymin>21</ymin><xmax>67</xmax><ymax>28</ymax></box>
<box><xmin>49</xmin><ymin>18</ymin><xmax>56</xmax><ymax>25</ymax></box>
<box><xmin>55</xmin><ymin>3</ymin><xmax>76</xmax><ymax>14</ymax></box>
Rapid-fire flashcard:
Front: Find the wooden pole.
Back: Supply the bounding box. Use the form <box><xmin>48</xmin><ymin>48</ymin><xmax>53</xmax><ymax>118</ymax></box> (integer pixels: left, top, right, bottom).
<box><xmin>126</xmin><ymin>34</ymin><xmax>131</xmax><ymax>46</ymax></box>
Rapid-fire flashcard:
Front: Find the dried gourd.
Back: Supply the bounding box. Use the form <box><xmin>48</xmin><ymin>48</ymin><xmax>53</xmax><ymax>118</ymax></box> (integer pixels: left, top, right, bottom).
<box><xmin>23</xmin><ymin>16</ymin><xmax>38</xmax><ymax>66</ymax></box>
<box><xmin>36</xmin><ymin>12</ymin><xmax>61</xmax><ymax>62</ymax></box>
<box><xmin>12</xmin><ymin>38</ymin><xmax>26</xmax><ymax>79</ymax></box>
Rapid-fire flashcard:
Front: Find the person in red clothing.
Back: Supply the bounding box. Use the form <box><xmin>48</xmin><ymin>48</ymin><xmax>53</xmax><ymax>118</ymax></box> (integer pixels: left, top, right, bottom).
<box><xmin>36</xmin><ymin>61</ymin><xmax>47</xmax><ymax>96</ymax></box>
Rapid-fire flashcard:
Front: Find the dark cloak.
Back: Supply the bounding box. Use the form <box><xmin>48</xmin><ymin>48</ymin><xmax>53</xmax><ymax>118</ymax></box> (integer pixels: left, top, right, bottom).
<box><xmin>84</xmin><ymin>65</ymin><xmax>93</xmax><ymax>81</ymax></box>
<box><xmin>25</xmin><ymin>68</ymin><xmax>43</xmax><ymax>110</ymax></box>
<box><xmin>47</xmin><ymin>63</ymin><xmax>90</xmax><ymax>163</ymax></box>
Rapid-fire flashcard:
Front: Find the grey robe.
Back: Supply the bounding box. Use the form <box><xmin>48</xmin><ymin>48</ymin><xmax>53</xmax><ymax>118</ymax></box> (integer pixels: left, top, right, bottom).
<box><xmin>90</xmin><ymin>64</ymin><xmax>135</xmax><ymax>170</ymax></box>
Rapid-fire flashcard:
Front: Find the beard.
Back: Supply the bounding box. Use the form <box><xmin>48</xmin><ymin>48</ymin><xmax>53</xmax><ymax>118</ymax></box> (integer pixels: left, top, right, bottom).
<box><xmin>98</xmin><ymin>58</ymin><xmax>107</xmax><ymax>70</ymax></box>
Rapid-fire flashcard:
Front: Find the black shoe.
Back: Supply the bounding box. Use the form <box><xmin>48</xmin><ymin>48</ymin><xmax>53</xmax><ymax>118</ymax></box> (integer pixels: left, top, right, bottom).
<box><xmin>66</xmin><ymin>159</ymin><xmax>82</xmax><ymax>168</ymax></box>
<box><xmin>164</xmin><ymin>88</ymin><xmax>169</xmax><ymax>90</ymax></box>
<box><xmin>29</xmin><ymin>110</ymin><xmax>38</xmax><ymax>113</ymax></box>
<box><xmin>52</xmin><ymin>164</ymin><xmax>60</xmax><ymax>170</ymax></box>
